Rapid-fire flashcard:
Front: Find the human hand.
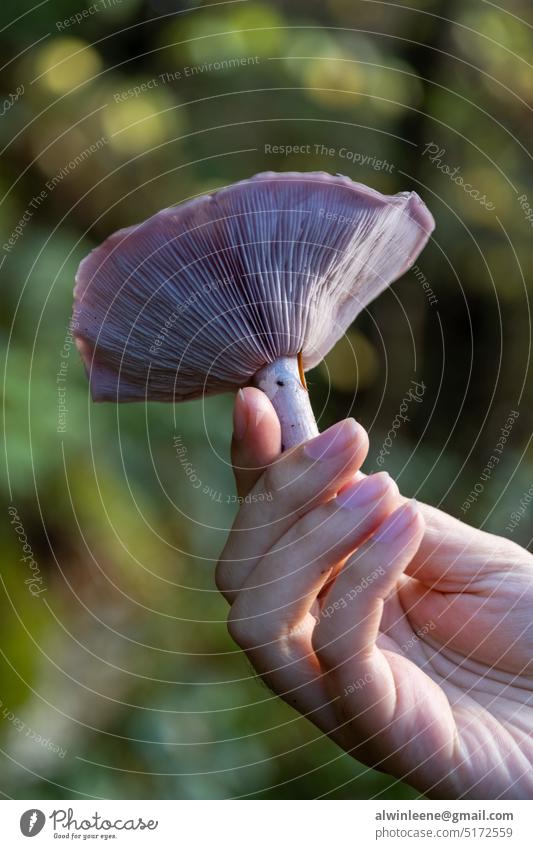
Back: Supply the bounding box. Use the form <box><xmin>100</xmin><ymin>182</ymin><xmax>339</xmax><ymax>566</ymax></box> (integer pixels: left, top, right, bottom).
<box><xmin>216</xmin><ymin>388</ymin><xmax>533</xmax><ymax>799</ymax></box>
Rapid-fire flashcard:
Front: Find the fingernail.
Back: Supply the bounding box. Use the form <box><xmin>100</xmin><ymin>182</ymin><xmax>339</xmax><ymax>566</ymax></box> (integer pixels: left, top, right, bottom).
<box><xmin>336</xmin><ymin>472</ymin><xmax>391</xmax><ymax>509</ymax></box>
<box><xmin>253</xmin><ymin>391</ymin><xmax>271</xmax><ymax>428</ymax></box>
<box><xmin>233</xmin><ymin>388</ymin><xmax>247</xmax><ymax>440</ymax></box>
<box><xmin>374</xmin><ymin>500</ymin><xmax>419</xmax><ymax>542</ymax></box>
<box><xmin>304</xmin><ymin>419</ymin><xmax>360</xmax><ymax>461</ymax></box>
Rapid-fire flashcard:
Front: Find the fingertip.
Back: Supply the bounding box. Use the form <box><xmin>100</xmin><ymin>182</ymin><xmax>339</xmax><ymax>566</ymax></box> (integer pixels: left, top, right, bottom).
<box><xmin>341</xmin><ymin>418</ymin><xmax>370</xmax><ymax>458</ymax></box>
<box><xmin>374</xmin><ymin>499</ymin><xmax>424</xmax><ymax>545</ymax></box>
<box><xmin>353</xmin><ymin>419</ymin><xmax>370</xmax><ymax>467</ymax></box>
<box><xmin>336</xmin><ymin>470</ymin><xmax>394</xmax><ymax>507</ymax></box>
<box><xmin>231</xmin><ymin>387</ymin><xmax>282</xmax><ymax>497</ymax></box>
<box><xmin>357</xmin><ymin>419</ymin><xmax>370</xmax><ymax>455</ymax></box>
<box><xmin>243</xmin><ymin>386</ymin><xmax>279</xmax><ymax>433</ymax></box>
<box><xmin>303</xmin><ymin>418</ymin><xmax>368</xmax><ymax>463</ymax></box>
<box><xmin>407</xmin><ymin>500</ymin><xmax>425</xmax><ymax>542</ymax></box>
<box><xmin>237</xmin><ymin>388</ymin><xmax>281</xmax><ymax>457</ymax></box>
<box><xmin>233</xmin><ymin>387</ymin><xmax>278</xmax><ymax>438</ymax></box>
<box><xmin>233</xmin><ymin>387</ymin><xmax>248</xmax><ymax>441</ymax></box>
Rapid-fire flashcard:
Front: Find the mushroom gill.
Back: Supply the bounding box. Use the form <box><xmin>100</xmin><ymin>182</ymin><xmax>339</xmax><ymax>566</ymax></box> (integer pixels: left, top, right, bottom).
<box><xmin>73</xmin><ymin>171</ymin><xmax>434</xmax><ymax>449</ymax></box>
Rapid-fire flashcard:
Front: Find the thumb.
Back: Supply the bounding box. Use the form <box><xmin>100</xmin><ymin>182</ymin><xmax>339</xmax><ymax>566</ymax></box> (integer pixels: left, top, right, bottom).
<box><xmin>231</xmin><ymin>387</ymin><xmax>281</xmax><ymax>498</ymax></box>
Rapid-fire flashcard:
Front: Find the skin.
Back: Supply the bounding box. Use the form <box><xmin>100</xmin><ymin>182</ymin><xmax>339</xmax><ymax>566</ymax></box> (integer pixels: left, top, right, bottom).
<box><xmin>216</xmin><ymin>387</ymin><xmax>533</xmax><ymax>799</ymax></box>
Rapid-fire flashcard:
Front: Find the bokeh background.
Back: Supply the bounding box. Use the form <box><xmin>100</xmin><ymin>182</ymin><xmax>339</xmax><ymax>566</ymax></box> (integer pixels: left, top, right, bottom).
<box><xmin>1</xmin><ymin>0</ymin><xmax>532</xmax><ymax>799</ymax></box>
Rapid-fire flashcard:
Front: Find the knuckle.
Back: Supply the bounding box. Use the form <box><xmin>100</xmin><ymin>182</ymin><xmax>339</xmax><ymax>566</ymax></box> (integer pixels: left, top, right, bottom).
<box><xmin>264</xmin><ymin>463</ymin><xmax>319</xmax><ymax>519</ymax></box>
<box><xmin>263</xmin><ymin>448</ymin><xmax>306</xmax><ymax>496</ymax></box>
<box><xmin>215</xmin><ymin>557</ymin><xmax>236</xmax><ymax>599</ymax></box>
<box><xmin>227</xmin><ymin>599</ymin><xmax>278</xmax><ymax>649</ymax></box>
<box><xmin>258</xmin><ymin>672</ymin><xmax>278</xmax><ymax>695</ymax></box>
<box><xmin>311</xmin><ymin>621</ymin><xmax>336</xmax><ymax>666</ymax></box>
<box><xmin>214</xmin><ymin>559</ymin><xmax>227</xmax><ymax>593</ymax></box>
<box><xmin>263</xmin><ymin>461</ymin><xmax>285</xmax><ymax>495</ymax></box>
<box><xmin>293</xmin><ymin>508</ymin><xmax>321</xmax><ymax>540</ymax></box>
<box><xmin>226</xmin><ymin>608</ymin><xmax>250</xmax><ymax>648</ymax></box>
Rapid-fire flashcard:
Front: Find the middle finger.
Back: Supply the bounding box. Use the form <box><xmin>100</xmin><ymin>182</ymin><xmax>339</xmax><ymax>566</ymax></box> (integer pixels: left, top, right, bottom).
<box><xmin>216</xmin><ymin>418</ymin><xmax>368</xmax><ymax>601</ymax></box>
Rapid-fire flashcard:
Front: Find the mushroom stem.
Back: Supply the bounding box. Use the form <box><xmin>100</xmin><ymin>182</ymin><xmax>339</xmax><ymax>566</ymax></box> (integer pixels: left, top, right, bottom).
<box><xmin>252</xmin><ymin>356</ymin><xmax>319</xmax><ymax>451</ymax></box>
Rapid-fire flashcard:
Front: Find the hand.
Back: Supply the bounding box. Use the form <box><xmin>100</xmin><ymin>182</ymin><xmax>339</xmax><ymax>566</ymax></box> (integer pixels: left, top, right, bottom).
<box><xmin>216</xmin><ymin>388</ymin><xmax>533</xmax><ymax>799</ymax></box>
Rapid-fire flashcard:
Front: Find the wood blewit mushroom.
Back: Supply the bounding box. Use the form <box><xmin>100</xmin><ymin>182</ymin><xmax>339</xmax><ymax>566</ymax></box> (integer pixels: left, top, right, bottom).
<box><xmin>73</xmin><ymin>171</ymin><xmax>434</xmax><ymax>450</ymax></box>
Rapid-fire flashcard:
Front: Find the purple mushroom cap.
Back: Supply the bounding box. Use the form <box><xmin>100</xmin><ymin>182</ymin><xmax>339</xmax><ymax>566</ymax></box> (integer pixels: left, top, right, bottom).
<box><xmin>73</xmin><ymin>171</ymin><xmax>434</xmax><ymax>404</ymax></box>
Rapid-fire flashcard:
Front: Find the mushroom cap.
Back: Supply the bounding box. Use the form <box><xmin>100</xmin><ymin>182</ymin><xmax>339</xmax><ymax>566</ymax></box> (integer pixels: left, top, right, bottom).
<box><xmin>73</xmin><ymin>171</ymin><xmax>434</xmax><ymax>402</ymax></box>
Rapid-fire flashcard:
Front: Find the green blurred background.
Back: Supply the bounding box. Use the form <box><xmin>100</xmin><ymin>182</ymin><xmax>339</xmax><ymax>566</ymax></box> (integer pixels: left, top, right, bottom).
<box><xmin>1</xmin><ymin>0</ymin><xmax>531</xmax><ymax>799</ymax></box>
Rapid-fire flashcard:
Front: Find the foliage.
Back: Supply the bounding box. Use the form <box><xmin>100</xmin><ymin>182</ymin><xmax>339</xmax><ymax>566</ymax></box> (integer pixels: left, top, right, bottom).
<box><xmin>1</xmin><ymin>0</ymin><xmax>531</xmax><ymax>799</ymax></box>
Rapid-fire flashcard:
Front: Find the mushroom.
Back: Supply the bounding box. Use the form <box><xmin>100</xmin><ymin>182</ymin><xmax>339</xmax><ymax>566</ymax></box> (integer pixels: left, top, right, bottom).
<box><xmin>73</xmin><ymin>171</ymin><xmax>434</xmax><ymax>450</ymax></box>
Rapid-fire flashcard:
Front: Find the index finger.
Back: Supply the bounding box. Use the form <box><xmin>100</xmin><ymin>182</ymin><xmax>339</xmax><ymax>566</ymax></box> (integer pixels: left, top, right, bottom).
<box><xmin>217</xmin><ymin>418</ymin><xmax>369</xmax><ymax>601</ymax></box>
